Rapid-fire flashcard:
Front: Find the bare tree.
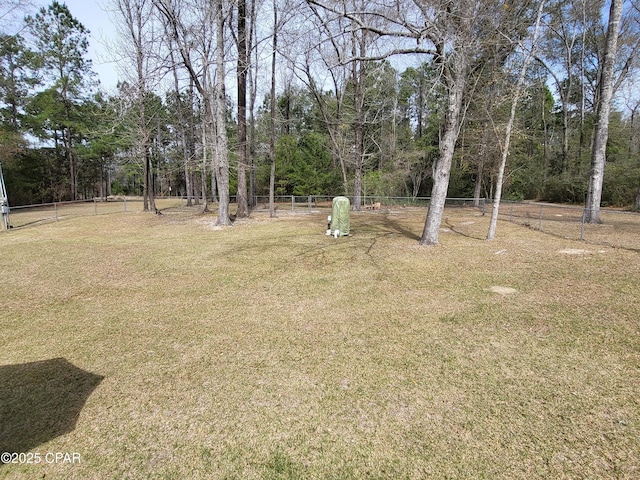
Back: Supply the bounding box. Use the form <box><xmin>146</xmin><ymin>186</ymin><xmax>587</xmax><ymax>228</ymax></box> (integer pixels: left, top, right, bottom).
<box><xmin>487</xmin><ymin>0</ymin><xmax>546</xmax><ymax>240</ymax></box>
<box><xmin>112</xmin><ymin>0</ymin><xmax>160</xmax><ymax>212</ymax></box>
<box><xmin>300</xmin><ymin>1</ymin><xmax>379</xmax><ymax>209</ymax></box>
<box><xmin>213</xmin><ymin>0</ymin><xmax>231</xmax><ymax>225</ymax></box>
<box><xmin>350</xmin><ymin>5</ymin><xmax>366</xmax><ymax>211</ymax></box>
<box><xmin>235</xmin><ymin>0</ymin><xmax>250</xmax><ymax>217</ymax></box>
<box><xmin>584</xmin><ymin>0</ymin><xmax>624</xmax><ymax>223</ymax></box>
<box><xmin>293</xmin><ymin>3</ymin><xmax>351</xmax><ymax>195</ymax></box>
<box><xmin>269</xmin><ymin>0</ymin><xmax>277</xmax><ymax>217</ymax></box>
<box><xmin>154</xmin><ymin>0</ymin><xmax>231</xmax><ymax>225</ymax></box>
<box><xmin>166</xmin><ymin>35</ymin><xmax>195</xmax><ymax>206</ymax></box>
<box><xmin>536</xmin><ymin>0</ymin><xmax>586</xmax><ymax>173</ymax></box>
<box><xmin>247</xmin><ymin>0</ymin><xmax>258</xmax><ymax>209</ymax></box>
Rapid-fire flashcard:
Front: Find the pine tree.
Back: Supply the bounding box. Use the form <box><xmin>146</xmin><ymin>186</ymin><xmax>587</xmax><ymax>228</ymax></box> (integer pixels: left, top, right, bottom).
<box><xmin>25</xmin><ymin>1</ymin><xmax>96</xmax><ymax>200</ymax></box>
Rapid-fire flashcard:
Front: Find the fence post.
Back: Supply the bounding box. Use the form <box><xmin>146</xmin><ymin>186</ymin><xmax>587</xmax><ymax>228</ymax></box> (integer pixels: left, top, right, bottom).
<box><xmin>538</xmin><ymin>204</ymin><xmax>543</xmax><ymax>230</ymax></box>
<box><xmin>308</xmin><ymin>195</ymin><xmax>312</xmax><ymax>211</ymax></box>
<box><xmin>291</xmin><ymin>195</ymin><xmax>294</xmax><ymax>212</ymax></box>
<box><xmin>94</xmin><ymin>198</ymin><xmax>97</xmax><ymax>215</ymax></box>
<box><xmin>509</xmin><ymin>202</ymin><xmax>514</xmax><ymax>223</ymax></box>
<box><xmin>124</xmin><ymin>197</ymin><xmax>127</xmax><ymax>212</ymax></box>
<box><xmin>580</xmin><ymin>210</ymin><xmax>585</xmax><ymax>241</ymax></box>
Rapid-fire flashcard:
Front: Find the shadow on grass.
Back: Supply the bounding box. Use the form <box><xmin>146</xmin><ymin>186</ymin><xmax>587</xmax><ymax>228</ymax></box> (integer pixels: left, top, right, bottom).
<box><xmin>443</xmin><ymin>217</ymin><xmax>486</xmax><ymax>240</ymax></box>
<box><xmin>353</xmin><ymin>213</ymin><xmax>422</xmax><ymax>241</ymax></box>
<box><xmin>379</xmin><ymin>213</ymin><xmax>421</xmax><ymax>241</ymax></box>
<box><xmin>0</xmin><ymin>358</ymin><xmax>103</xmax><ymax>459</ymax></box>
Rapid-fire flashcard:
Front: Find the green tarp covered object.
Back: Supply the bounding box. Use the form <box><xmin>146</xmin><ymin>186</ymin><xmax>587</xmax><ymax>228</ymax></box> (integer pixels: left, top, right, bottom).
<box><xmin>330</xmin><ymin>196</ymin><xmax>350</xmax><ymax>236</ymax></box>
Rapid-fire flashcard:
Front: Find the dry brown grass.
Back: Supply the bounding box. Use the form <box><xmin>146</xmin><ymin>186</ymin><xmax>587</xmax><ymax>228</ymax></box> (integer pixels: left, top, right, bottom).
<box><xmin>1</xmin><ymin>204</ymin><xmax>639</xmax><ymax>479</ymax></box>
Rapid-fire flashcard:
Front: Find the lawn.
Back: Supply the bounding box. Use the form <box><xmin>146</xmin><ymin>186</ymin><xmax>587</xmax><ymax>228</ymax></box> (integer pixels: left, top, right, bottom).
<box><xmin>1</xmin><ymin>203</ymin><xmax>639</xmax><ymax>479</ymax></box>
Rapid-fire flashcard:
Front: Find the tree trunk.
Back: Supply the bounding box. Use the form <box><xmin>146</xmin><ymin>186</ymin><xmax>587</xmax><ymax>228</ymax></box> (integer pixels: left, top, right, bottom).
<box><xmin>353</xmin><ymin>57</ymin><xmax>364</xmax><ymax>210</ymax></box>
<box><xmin>99</xmin><ymin>160</ymin><xmax>105</xmax><ymax>200</ymax></box>
<box><xmin>248</xmin><ymin>0</ymin><xmax>257</xmax><ymax>209</ymax></box>
<box><xmin>269</xmin><ymin>0</ymin><xmax>277</xmax><ymax>218</ymax></box>
<box><xmin>128</xmin><ymin>0</ymin><xmax>151</xmax><ymax>211</ymax></box>
<box><xmin>236</xmin><ymin>0</ymin><xmax>249</xmax><ymax>217</ymax></box>
<box><xmin>585</xmin><ymin>0</ymin><xmax>623</xmax><ymax>224</ymax></box>
<box><xmin>67</xmin><ymin>129</ymin><xmax>76</xmax><ymax>201</ymax></box>
<box><xmin>107</xmin><ymin>162</ymin><xmax>112</xmax><ymax>197</ymax></box>
<box><xmin>561</xmin><ymin>98</ymin><xmax>570</xmax><ymax>173</ymax></box>
<box><xmin>473</xmin><ymin>124</ymin><xmax>489</xmax><ymax>208</ymax></box>
<box><xmin>185</xmin><ymin>163</ymin><xmax>193</xmax><ymax>206</ymax></box>
<box><xmin>142</xmin><ymin>127</ymin><xmax>149</xmax><ymax>212</ymax></box>
<box><xmin>473</xmin><ymin>157</ymin><xmax>484</xmax><ymax>208</ymax></box>
<box><xmin>201</xmin><ymin>123</ymin><xmax>209</xmax><ymax>211</ymax></box>
<box><xmin>143</xmin><ymin>147</ymin><xmax>156</xmax><ymax>211</ymax></box>
<box><xmin>541</xmin><ymin>80</ymin><xmax>549</xmax><ymax>186</ymax></box>
<box><xmin>214</xmin><ymin>0</ymin><xmax>230</xmax><ymax>225</ymax></box>
<box><xmin>417</xmin><ymin>77</ymin><xmax>423</xmax><ymax>139</ymax></box>
<box><xmin>62</xmin><ymin>92</ymin><xmax>76</xmax><ymax>200</ymax></box>
<box><xmin>187</xmin><ymin>81</ymin><xmax>197</xmax><ymax>206</ymax></box>
<box><xmin>420</xmin><ymin>53</ymin><xmax>467</xmax><ymax>246</ymax></box>
<box><xmin>169</xmin><ymin>46</ymin><xmax>193</xmax><ymax>207</ymax></box>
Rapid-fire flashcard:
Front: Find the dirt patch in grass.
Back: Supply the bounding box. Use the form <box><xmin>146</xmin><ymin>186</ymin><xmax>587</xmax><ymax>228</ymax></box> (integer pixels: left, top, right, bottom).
<box><xmin>558</xmin><ymin>248</ymin><xmax>590</xmax><ymax>255</ymax></box>
<box><xmin>1</xmin><ymin>206</ymin><xmax>639</xmax><ymax>479</ymax></box>
<box><xmin>488</xmin><ymin>286</ymin><xmax>518</xmax><ymax>294</ymax></box>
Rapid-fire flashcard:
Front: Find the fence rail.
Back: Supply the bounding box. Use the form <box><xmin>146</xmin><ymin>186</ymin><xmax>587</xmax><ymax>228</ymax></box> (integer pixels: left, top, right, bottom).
<box><xmin>2</xmin><ymin>195</ymin><xmax>486</xmax><ymax>230</ymax></box>
<box><xmin>497</xmin><ymin>201</ymin><xmax>640</xmax><ymax>251</ymax></box>
<box><xmin>4</xmin><ymin>196</ymin><xmax>639</xmax><ymax>251</ymax></box>
<box><xmin>4</xmin><ymin>198</ymin><xmax>160</xmax><ymax>229</ymax></box>
<box><xmin>250</xmin><ymin>195</ymin><xmax>486</xmax><ymax>212</ymax></box>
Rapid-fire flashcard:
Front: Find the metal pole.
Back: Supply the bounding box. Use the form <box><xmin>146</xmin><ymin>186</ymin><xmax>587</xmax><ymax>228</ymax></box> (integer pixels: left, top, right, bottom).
<box><xmin>54</xmin><ymin>203</ymin><xmax>58</xmax><ymax>222</ymax></box>
<box><xmin>94</xmin><ymin>198</ymin><xmax>97</xmax><ymax>215</ymax></box>
<box><xmin>580</xmin><ymin>210</ymin><xmax>585</xmax><ymax>241</ymax></box>
<box><xmin>291</xmin><ymin>195</ymin><xmax>294</xmax><ymax>212</ymax></box>
<box><xmin>124</xmin><ymin>197</ymin><xmax>127</xmax><ymax>212</ymax></box>
<box><xmin>0</xmin><ymin>161</ymin><xmax>10</xmax><ymax>230</ymax></box>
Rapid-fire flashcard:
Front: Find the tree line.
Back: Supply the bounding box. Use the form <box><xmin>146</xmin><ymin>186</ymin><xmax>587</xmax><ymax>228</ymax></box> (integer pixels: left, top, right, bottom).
<box><xmin>1</xmin><ymin>0</ymin><xmax>639</xmax><ymax>242</ymax></box>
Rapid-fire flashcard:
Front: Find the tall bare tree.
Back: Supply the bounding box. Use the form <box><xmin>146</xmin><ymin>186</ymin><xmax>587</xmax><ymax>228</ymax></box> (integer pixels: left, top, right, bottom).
<box><xmin>487</xmin><ymin>0</ymin><xmax>546</xmax><ymax>240</ymax></box>
<box><xmin>350</xmin><ymin>6</ymin><xmax>366</xmax><ymax>211</ymax></box>
<box><xmin>112</xmin><ymin>0</ymin><xmax>159</xmax><ymax>211</ymax></box>
<box><xmin>585</xmin><ymin>0</ymin><xmax>624</xmax><ymax>223</ymax></box>
<box><xmin>213</xmin><ymin>0</ymin><xmax>231</xmax><ymax>224</ymax></box>
<box><xmin>235</xmin><ymin>0</ymin><xmax>249</xmax><ymax>217</ymax></box>
<box><xmin>166</xmin><ymin>41</ymin><xmax>195</xmax><ymax>206</ymax></box>
<box><xmin>301</xmin><ymin>0</ymin><xmax>375</xmax><ymax>208</ymax></box>
<box><xmin>537</xmin><ymin>0</ymin><xmax>585</xmax><ymax>173</ymax></box>
<box><xmin>247</xmin><ymin>0</ymin><xmax>258</xmax><ymax>209</ymax></box>
<box><xmin>269</xmin><ymin>0</ymin><xmax>277</xmax><ymax>217</ymax></box>
<box><xmin>295</xmin><ymin>3</ymin><xmax>351</xmax><ymax>194</ymax></box>
<box><xmin>154</xmin><ymin>0</ymin><xmax>231</xmax><ymax>224</ymax></box>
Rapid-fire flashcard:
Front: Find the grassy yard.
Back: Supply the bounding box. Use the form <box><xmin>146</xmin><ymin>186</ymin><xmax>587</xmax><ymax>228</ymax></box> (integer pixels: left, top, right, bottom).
<box><xmin>1</xmin><ymin>203</ymin><xmax>639</xmax><ymax>479</ymax></box>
